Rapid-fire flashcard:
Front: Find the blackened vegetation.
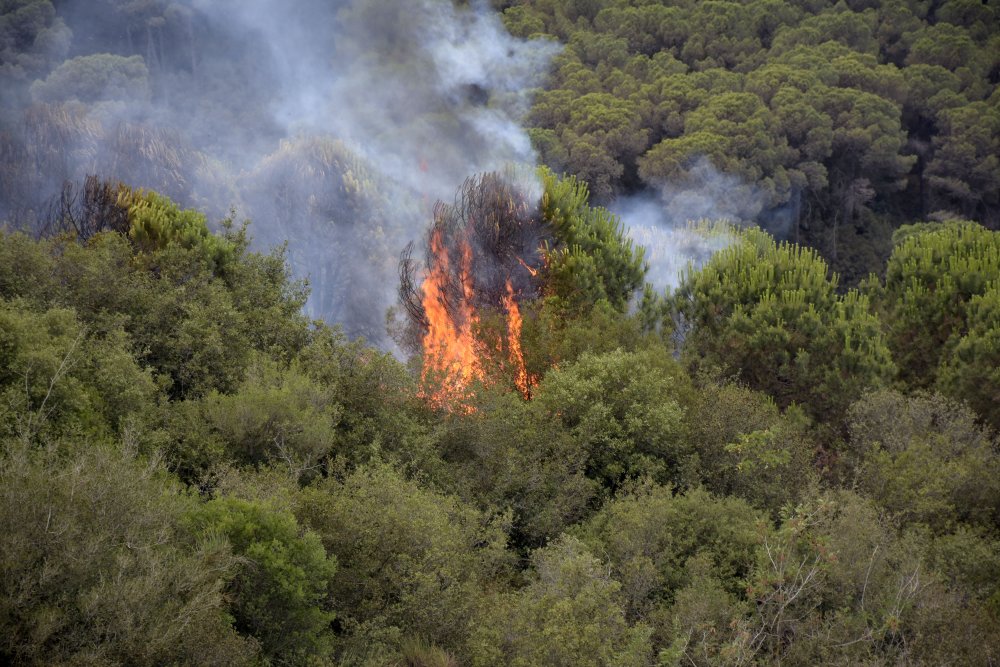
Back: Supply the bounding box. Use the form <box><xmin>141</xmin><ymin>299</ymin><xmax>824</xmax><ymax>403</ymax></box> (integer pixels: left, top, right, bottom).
<box><xmin>398</xmin><ymin>172</ymin><xmax>548</xmax><ymax>337</ymax></box>
<box><xmin>41</xmin><ymin>176</ymin><xmax>131</xmax><ymax>240</ymax></box>
<box><xmin>398</xmin><ymin>243</ymin><xmax>429</xmax><ymax>332</ymax></box>
<box><xmin>1</xmin><ymin>105</ymin><xmax>202</xmax><ymax>229</ymax></box>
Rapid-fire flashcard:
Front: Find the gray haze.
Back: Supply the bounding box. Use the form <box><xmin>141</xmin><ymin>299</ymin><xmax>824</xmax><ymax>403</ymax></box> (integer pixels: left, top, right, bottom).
<box><xmin>1</xmin><ymin>0</ymin><xmax>559</xmax><ymax>346</ymax></box>
<box><xmin>210</xmin><ymin>0</ymin><xmax>561</xmax><ymax>342</ymax></box>
<box><xmin>614</xmin><ymin>196</ymin><xmax>736</xmax><ymax>294</ymax></box>
<box><xmin>612</xmin><ymin>158</ymin><xmax>768</xmax><ymax>294</ymax></box>
<box><xmin>192</xmin><ymin>0</ymin><xmax>557</xmax><ymax>203</ymax></box>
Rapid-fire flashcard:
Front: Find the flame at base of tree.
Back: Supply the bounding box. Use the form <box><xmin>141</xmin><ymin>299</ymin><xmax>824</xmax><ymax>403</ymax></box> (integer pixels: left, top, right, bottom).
<box><xmin>419</xmin><ymin>227</ymin><xmax>485</xmax><ymax>411</ymax></box>
<box><xmin>502</xmin><ymin>279</ymin><xmax>534</xmax><ymax>399</ymax></box>
<box><xmin>401</xmin><ymin>172</ymin><xmax>546</xmax><ymax>411</ymax></box>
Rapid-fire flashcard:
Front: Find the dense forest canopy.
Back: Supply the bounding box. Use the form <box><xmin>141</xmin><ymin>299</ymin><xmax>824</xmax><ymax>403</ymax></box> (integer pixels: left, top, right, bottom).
<box><xmin>496</xmin><ymin>0</ymin><xmax>1000</xmax><ymax>281</ymax></box>
<box><xmin>1</xmin><ymin>0</ymin><xmax>999</xmax><ymax>665</ymax></box>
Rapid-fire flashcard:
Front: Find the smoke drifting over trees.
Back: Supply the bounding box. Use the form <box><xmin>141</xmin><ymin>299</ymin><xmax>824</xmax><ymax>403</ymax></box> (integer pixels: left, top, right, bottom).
<box><xmin>1</xmin><ymin>0</ymin><xmax>559</xmax><ymax>344</ymax></box>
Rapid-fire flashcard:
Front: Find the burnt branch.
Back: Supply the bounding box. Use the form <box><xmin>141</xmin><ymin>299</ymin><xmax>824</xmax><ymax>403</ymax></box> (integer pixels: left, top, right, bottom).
<box><xmin>398</xmin><ymin>241</ymin><xmax>429</xmax><ymax>331</ymax></box>
<box><xmin>397</xmin><ymin>171</ymin><xmax>549</xmax><ymax>334</ymax></box>
<box><xmin>41</xmin><ymin>175</ymin><xmax>132</xmax><ymax>241</ymax></box>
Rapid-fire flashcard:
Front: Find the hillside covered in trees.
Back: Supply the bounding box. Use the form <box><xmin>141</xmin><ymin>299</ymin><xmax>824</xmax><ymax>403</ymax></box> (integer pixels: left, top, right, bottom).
<box><xmin>2</xmin><ymin>0</ymin><xmax>1000</xmax><ymax>666</ymax></box>
<box><xmin>499</xmin><ymin>0</ymin><xmax>1000</xmax><ymax>281</ymax></box>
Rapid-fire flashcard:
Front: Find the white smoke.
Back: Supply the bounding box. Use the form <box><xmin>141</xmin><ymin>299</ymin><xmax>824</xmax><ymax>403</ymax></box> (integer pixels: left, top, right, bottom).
<box><xmin>613</xmin><ymin>196</ymin><xmax>736</xmax><ymax>294</ymax></box>
<box><xmin>613</xmin><ymin>158</ymin><xmax>765</xmax><ymax>294</ymax></box>
<box><xmin>196</xmin><ymin>0</ymin><xmax>561</xmax><ymax>338</ymax></box>
<box><xmin>7</xmin><ymin>0</ymin><xmax>778</xmax><ymax>335</ymax></box>
<box><xmin>6</xmin><ymin>0</ymin><xmax>560</xmax><ymax>345</ymax></box>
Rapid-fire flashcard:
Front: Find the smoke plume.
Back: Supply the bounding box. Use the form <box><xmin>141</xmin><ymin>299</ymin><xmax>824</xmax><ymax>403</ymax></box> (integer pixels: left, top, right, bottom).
<box><xmin>0</xmin><ymin>0</ymin><xmax>558</xmax><ymax>346</ymax></box>
<box><xmin>611</xmin><ymin>157</ymin><xmax>772</xmax><ymax>293</ymax></box>
<box><xmin>2</xmin><ymin>0</ymin><xmax>766</xmax><ymax>341</ymax></box>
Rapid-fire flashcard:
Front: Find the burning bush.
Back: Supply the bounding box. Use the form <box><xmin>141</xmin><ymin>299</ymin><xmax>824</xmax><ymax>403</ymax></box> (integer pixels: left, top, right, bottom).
<box><xmin>399</xmin><ymin>172</ymin><xmax>548</xmax><ymax>408</ymax></box>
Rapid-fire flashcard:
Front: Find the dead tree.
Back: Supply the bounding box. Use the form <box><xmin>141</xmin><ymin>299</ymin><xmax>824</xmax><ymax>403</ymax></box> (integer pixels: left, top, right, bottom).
<box><xmin>398</xmin><ymin>172</ymin><xmax>548</xmax><ymax>335</ymax></box>
<box><xmin>41</xmin><ymin>176</ymin><xmax>132</xmax><ymax>241</ymax></box>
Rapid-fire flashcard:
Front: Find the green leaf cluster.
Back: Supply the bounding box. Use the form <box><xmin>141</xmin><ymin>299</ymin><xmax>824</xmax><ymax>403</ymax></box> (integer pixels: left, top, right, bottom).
<box><xmin>675</xmin><ymin>227</ymin><xmax>894</xmax><ymax>423</ymax></box>
<box><xmin>873</xmin><ymin>220</ymin><xmax>1000</xmax><ymax>428</ymax></box>
<box><xmin>540</xmin><ymin>167</ymin><xmax>648</xmax><ymax>313</ymax></box>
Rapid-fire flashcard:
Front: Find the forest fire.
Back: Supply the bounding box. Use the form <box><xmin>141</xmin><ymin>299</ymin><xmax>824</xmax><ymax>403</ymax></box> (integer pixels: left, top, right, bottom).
<box><xmin>400</xmin><ymin>173</ymin><xmax>546</xmax><ymax>411</ymax></box>
<box><xmin>502</xmin><ymin>279</ymin><xmax>533</xmax><ymax>399</ymax></box>
<box><xmin>418</xmin><ymin>228</ymin><xmax>485</xmax><ymax>411</ymax></box>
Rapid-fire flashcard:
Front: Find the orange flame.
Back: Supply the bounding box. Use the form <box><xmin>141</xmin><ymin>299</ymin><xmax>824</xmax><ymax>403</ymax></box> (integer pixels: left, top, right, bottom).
<box><xmin>419</xmin><ymin>228</ymin><xmax>483</xmax><ymax>411</ymax></box>
<box><xmin>503</xmin><ymin>279</ymin><xmax>534</xmax><ymax>399</ymax></box>
<box><xmin>419</xmin><ymin>236</ymin><xmax>539</xmax><ymax>410</ymax></box>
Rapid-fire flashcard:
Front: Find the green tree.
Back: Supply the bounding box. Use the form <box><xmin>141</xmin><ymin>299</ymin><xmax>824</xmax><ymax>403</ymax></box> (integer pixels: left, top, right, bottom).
<box><xmin>640</xmin><ymin>91</ymin><xmax>800</xmax><ymax>212</ymax></box>
<box><xmin>30</xmin><ymin>53</ymin><xmax>150</xmax><ymax>104</ymax></box>
<box><xmin>437</xmin><ymin>387</ymin><xmax>597</xmax><ymax>550</ymax></box>
<box><xmin>873</xmin><ymin>220</ymin><xmax>1000</xmax><ymax>391</ymax></box>
<box><xmin>937</xmin><ymin>282</ymin><xmax>1000</xmax><ymax>429</ymax></box>
<box><xmin>0</xmin><ymin>440</ymin><xmax>257</xmax><ymax>665</ymax></box>
<box><xmin>846</xmin><ymin>389</ymin><xmax>1000</xmax><ymax>531</ymax></box>
<box><xmin>0</xmin><ymin>194</ymin><xmax>311</xmax><ymax>401</ymax></box>
<box><xmin>558</xmin><ymin>91</ymin><xmax>650</xmax><ymax>199</ymax></box>
<box><xmin>925</xmin><ymin>101</ymin><xmax>1000</xmax><ymax>221</ymax></box>
<box><xmin>0</xmin><ymin>299</ymin><xmax>157</xmax><ymax>444</ymax></box>
<box><xmin>523</xmin><ymin>296</ymin><xmax>663</xmax><ymax>378</ymax></box>
<box><xmin>511</xmin><ymin>0</ymin><xmax>999</xmax><ymax>280</ymax></box>
<box><xmin>470</xmin><ymin>535</ymin><xmax>653</xmax><ymax>667</ymax></box>
<box><xmin>675</xmin><ymin>228</ymin><xmax>894</xmax><ymax>424</ymax></box>
<box><xmin>296</xmin><ymin>325</ymin><xmax>431</xmax><ymax>470</ymax></box>
<box><xmin>575</xmin><ymin>482</ymin><xmax>765</xmax><ymax>624</ymax></box>
<box><xmin>295</xmin><ymin>462</ymin><xmax>511</xmax><ymax>664</ymax></box>
<box><xmin>125</xmin><ymin>188</ymin><xmax>237</xmax><ymax>275</ymax></box>
<box><xmin>732</xmin><ymin>490</ymin><xmax>1000</xmax><ymax>664</ymax></box>
<box><xmin>534</xmin><ymin>347</ymin><xmax>692</xmax><ymax>490</ymax></box>
<box><xmin>186</xmin><ymin>496</ymin><xmax>337</xmax><ymax>665</ymax></box>
<box><xmin>539</xmin><ymin>167</ymin><xmax>647</xmax><ymax>314</ymax></box>
<box><xmin>169</xmin><ymin>355</ymin><xmax>341</xmax><ymax>481</ymax></box>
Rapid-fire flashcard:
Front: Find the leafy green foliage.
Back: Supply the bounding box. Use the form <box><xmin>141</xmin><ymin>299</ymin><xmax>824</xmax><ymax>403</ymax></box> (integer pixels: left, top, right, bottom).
<box><xmin>169</xmin><ymin>326</ymin><xmax>432</xmax><ymax>483</ymax></box>
<box><xmin>0</xmin><ymin>298</ymin><xmax>157</xmax><ymax>443</ymax></box>
<box><xmin>296</xmin><ymin>325</ymin><xmax>432</xmax><ymax>471</ymax></box>
<box><xmin>675</xmin><ymin>227</ymin><xmax>894</xmax><ymax>424</ymax></box>
<box><xmin>471</xmin><ymin>535</ymin><xmax>653</xmax><ymax>667</ymax></box>
<box><xmin>846</xmin><ymin>389</ymin><xmax>1000</xmax><ymax>531</ymax></box>
<box><xmin>0</xmin><ymin>440</ymin><xmax>258</xmax><ymax>665</ymax></box>
<box><xmin>684</xmin><ymin>378</ymin><xmax>818</xmax><ymax>513</ymax></box>
<box><xmin>186</xmin><ymin>496</ymin><xmax>337</xmax><ymax>665</ymax></box>
<box><xmin>0</xmin><ymin>199</ymin><xmax>309</xmax><ymax>401</ymax></box>
<box><xmin>29</xmin><ymin>53</ymin><xmax>149</xmax><ymax>104</ymax></box>
<box><xmin>296</xmin><ymin>462</ymin><xmax>511</xmax><ymax>664</ymax></box>
<box><xmin>733</xmin><ymin>490</ymin><xmax>1000</xmax><ymax>665</ymax></box>
<box><xmin>540</xmin><ymin>167</ymin><xmax>647</xmax><ymax>313</ymax></box>
<box><xmin>937</xmin><ymin>282</ymin><xmax>1000</xmax><ymax>429</ymax></box>
<box><xmin>506</xmin><ymin>0</ymin><xmax>999</xmax><ymax>278</ymax></box>
<box><xmin>523</xmin><ymin>296</ymin><xmax>662</xmax><ymax>377</ymax></box>
<box><xmin>535</xmin><ymin>347</ymin><xmax>692</xmax><ymax>489</ymax></box>
<box><xmin>874</xmin><ymin>220</ymin><xmax>1000</xmax><ymax>426</ymax></box>
<box><xmin>435</xmin><ymin>388</ymin><xmax>596</xmax><ymax>550</ymax></box>
<box><xmin>169</xmin><ymin>356</ymin><xmax>341</xmax><ymax>480</ymax></box>
<box><xmin>575</xmin><ymin>482</ymin><xmax>764</xmax><ymax>622</ymax></box>
<box><xmin>0</xmin><ymin>1</ymin><xmax>998</xmax><ymax>654</ymax></box>
<box><xmin>125</xmin><ymin>189</ymin><xmax>236</xmax><ymax>275</ymax></box>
